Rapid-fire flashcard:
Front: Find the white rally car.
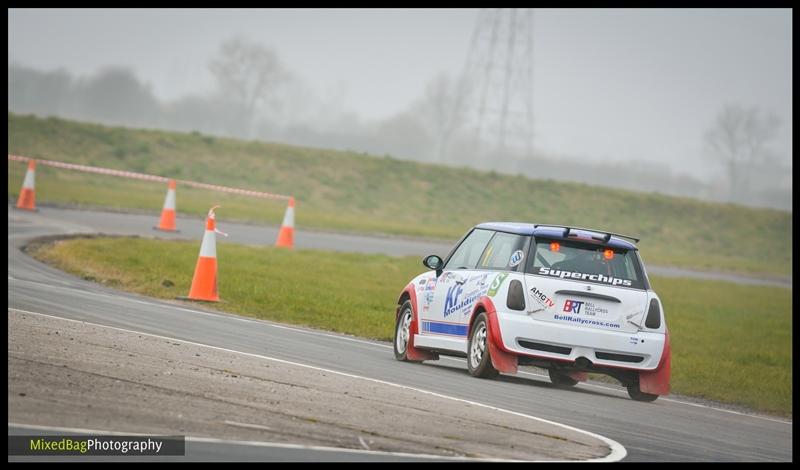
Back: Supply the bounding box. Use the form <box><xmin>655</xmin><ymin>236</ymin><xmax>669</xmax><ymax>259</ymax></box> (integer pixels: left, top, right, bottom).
<box><xmin>393</xmin><ymin>223</ymin><xmax>671</xmax><ymax>401</ymax></box>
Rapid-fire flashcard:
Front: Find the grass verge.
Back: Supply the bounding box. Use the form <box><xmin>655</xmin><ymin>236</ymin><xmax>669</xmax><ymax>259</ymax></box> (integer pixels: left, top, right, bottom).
<box><xmin>9</xmin><ymin>112</ymin><xmax>792</xmax><ymax>277</ymax></box>
<box><xmin>27</xmin><ymin>235</ymin><xmax>792</xmax><ymax>417</ymax></box>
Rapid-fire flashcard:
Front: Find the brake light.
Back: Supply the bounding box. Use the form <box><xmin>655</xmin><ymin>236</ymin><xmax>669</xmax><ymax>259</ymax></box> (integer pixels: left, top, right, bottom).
<box><xmin>646</xmin><ymin>299</ymin><xmax>661</xmax><ymax>329</ymax></box>
<box><xmin>603</xmin><ymin>249</ymin><xmax>614</xmax><ymax>260</ymax></box>
<box><xmin>550</xmin><ymin>242</ymin><xmax>560</xmax><ymax>252</ymax></box>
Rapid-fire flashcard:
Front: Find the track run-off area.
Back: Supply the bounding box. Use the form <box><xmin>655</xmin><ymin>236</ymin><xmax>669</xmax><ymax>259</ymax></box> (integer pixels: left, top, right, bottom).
<box><xmin>7</xmin><ymin>204</ymin><xmax>792</xmax><ymax>461</ymax></box>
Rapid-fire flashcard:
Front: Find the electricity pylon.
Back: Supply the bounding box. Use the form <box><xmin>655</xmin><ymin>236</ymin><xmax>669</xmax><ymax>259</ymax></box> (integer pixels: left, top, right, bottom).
<box><xmin>456</xmin><ymin>9</ymin><xmax>535</xmax><ymax>159</ymax></box>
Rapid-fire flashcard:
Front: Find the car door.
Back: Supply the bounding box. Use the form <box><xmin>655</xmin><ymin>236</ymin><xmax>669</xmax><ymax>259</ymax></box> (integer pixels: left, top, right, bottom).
<box><xmin>423</xmin><ymin>228</ymin><xmax>494</xmax><ymax>338</ymax></box>
<box><xmin>471</xmin><ymin>230</ymin><xmax>531</xmax><ymax>310</ymax></box>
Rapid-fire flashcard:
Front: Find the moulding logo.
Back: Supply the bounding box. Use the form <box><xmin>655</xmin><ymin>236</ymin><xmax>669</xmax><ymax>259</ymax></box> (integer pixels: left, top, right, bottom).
<box><xmin>443</xmin><ymin>284</ymin><xmax>463</xmax><ymax>317</ymax></box>
<box><xmin>563</xmin><ymin>299</ymin><xmax>584</xmax><ymax>314</ymax></box>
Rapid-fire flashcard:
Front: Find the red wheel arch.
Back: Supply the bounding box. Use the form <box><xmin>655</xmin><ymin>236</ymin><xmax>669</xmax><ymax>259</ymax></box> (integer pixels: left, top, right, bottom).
<box><xmin>398</xmin><ymin>284</ymin><xmax>439</xmax><ymax>362</ymax></box>
<box><xmin>469</xmin><ymin>296</ymin><xmax>518</xmax><ymax>374</ymax></box>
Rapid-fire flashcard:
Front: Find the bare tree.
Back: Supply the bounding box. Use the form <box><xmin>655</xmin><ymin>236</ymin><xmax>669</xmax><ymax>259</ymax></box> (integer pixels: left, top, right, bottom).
<box><xmin>704</xmin><ymin>104</ymin><xmax>781</xmax><ymax>201</ymax></box>
<box><xmin>415</xmin><ymin>73</ymin><xmax>471</xmax><ymax>163</ymax></box>
<box><xmin>209</xmin><ymin>37</ymin><xmax>288</xmax><ymax>137</ymax></box>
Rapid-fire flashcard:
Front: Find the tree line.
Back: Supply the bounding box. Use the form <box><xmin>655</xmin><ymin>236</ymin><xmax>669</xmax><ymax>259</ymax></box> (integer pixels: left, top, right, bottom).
<box><xmin>7</xmin><ymin>38</ymin><xmax>790</xmax><ymax>211</ymax></box>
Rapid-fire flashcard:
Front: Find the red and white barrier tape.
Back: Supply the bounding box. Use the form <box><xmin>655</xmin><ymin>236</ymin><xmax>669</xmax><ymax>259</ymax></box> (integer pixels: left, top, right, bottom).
<box><xmin>8</xmin><ymin>154</ymin><xmax>291</xmax><ymax>201</ymax></box>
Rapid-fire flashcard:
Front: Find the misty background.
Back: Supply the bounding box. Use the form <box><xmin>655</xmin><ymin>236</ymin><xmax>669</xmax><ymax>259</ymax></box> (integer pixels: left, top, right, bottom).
<box><xmin>8</xmin><ymin>8</ymin><xmax>792</xmax><ymax>210</ymax></box>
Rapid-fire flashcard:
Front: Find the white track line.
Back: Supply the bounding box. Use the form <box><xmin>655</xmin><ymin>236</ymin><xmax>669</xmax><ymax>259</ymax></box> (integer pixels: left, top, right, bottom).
<box><xmin>9</xmin><ymin>307</ymin><xmax>626</xmax><ymax>462</ymax></box>
<box><xmin>10</xmin><ymin>274</ymin><xmax>791</xmax><ymax>425</ymax></box>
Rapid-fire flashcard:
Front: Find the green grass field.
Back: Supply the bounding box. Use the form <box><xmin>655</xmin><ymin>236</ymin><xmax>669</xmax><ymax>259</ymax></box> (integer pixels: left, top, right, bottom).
<box><xmin>8</xmin><ymin>112</ymin><xmax>792</xmax><ymax>276</ymax></box>
<box><xmin>28</xmin><ymin>236</ymin><xmax>792</xmax><ymax>416</ymax></box>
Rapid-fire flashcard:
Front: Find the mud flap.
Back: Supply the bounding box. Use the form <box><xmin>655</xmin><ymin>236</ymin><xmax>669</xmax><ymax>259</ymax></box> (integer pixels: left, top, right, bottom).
<box><xmin>483</xmin><ymin>302</ymin><xmax>518</xmax><ymax>374</ymax></box>
<box><xmin>407</xmin><ymin>331</ymin><xmax>439</xmax><ymax>362</ymax></box>
<box><xmin>488</xmin><ymin>340</ymin><xmax>518</xmax><ymax>374</ymax></box>
<box><xmin>639</xmin><ymin>329</ymin><xmax>671</xmax><ymax>395</ymax></box>
<box><xmin>399</xmin><ymin>285</ymin><xmax>439</xmax><ymax>362</ymax></box>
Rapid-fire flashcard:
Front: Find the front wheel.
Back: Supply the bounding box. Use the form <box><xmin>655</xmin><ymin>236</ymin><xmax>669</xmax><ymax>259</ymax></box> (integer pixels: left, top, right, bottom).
<box><xmin>394</xmin><ymin>300</ymin><xmax>419</xmax><ymax>362</ymax></box>
<box><xmin>467</xmin><ymin>313</ymin><xmax>499</xmax><ymax>379</ymax></box>
<box><xmin>627</xmin><ymin>384</ymin><xmax>659</xmax><ymax>402</ymax></box>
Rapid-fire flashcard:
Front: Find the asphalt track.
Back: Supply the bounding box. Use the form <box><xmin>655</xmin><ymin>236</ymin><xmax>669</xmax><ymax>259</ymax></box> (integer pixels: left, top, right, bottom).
<box><xmin>7</xmin><ymin>205</ymin><xmax>793</xmax><ymax>461</ymax></box>
<box><xmin>12</xmin><ymin>204</ymin><xmax>794</xmax><ymax>288</ymax></box>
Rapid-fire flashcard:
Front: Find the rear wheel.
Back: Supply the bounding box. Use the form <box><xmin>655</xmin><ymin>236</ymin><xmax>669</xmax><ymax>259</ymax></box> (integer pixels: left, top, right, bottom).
<box><xmin>393</xmin><ymin>300</ymin><xmax>419</xmax><ymax>362</ymax></box>
<box><xmin>627</xmin><ymin>384</ymin><xmax>659</xmax><ymax>402</ymax></box>
<box><xmin>548</xmin><ymin>369</ymin><xmax>579</xmax><ymax>388</ymax></box>
<box><xmin>467</xmin><ymin>313</ymin><xmax>499</xmax><ymax>379</ymax></box>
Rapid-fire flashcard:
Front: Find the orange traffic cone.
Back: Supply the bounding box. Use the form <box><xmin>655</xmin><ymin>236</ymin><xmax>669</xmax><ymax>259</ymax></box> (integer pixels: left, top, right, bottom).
<box><xmin>16</xmin><ymin>159</ymin><xmax>37</xmax><ymax>211</ymax></box>
<box><xmin>185</xmin><ymin>206</ymin><xmax>227</xmax><ymax>302</ymax></box>
<box><xmin>154</xmin><ymin>179</ymin><xmax>178</xmax><ymax>232</ymax></box>
<box><xmin>275</xmin><ymin>197</ymin><xmax>295</xmax><ymax>248</ymax></box>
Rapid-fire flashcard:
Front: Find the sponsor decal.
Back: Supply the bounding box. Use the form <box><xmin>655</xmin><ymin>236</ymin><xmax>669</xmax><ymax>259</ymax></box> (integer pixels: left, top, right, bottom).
<box><xmin>553</xmin><ymin>314</ymin><xmax>621</xmax><ymax>329</ymax></box>
<box><xmin>625</xmin><ymin>310</ymin><xmax>643</xmax><ymax>326</ymax></box>
<box><xmin>582</xmin><ymin>301</ymin><xmax>608</xmax><ymax>317</ymax></box>
<box><xmin>418</xmin><ymin>279</ymin><xmax>426</xmax><ymax>286</ymax></box>
<box><xmin>509</xmin><ymin>250</ymin><xmax>524</xmax><ymax>267</ymax></box>
<box><xmin>444</xmin><ymin>286</ymin><xmax>481</xmax><ymax>318</ymax></box>
<box><xmin>422</xmin><ymin>291</ymin><xmax>435</xmax><ymax>312</ymax></box>
<box><xmin>421</xmin><ymin>320</ymin><xmax>468</xmax><ymax>337</ymax></box>
<box><xmin>424</xmin><ymin>277</ymin><xmax>437</xmax><ymax>291</ymax></box>
<box><xmin>441</xmin><ymin>272</ymin><xmax>466</xmax><ymax>285</ymax></box>
<box><xmin>487</xmin><ymin>273</ymin><xmax>509</xmax><ymax>297</ymax></box>
<box><xmin>537</xmin><ymin>267</ymin><xmax>633</xmax><ymax>287</ymax></box>
<box><xmin>529</xmin><ymin>286</ymin><xmax>555</xmax><ymax>309</ymax></box>
<box><xmin>444</xmin><ymin>284</ymin><xmax>484</xmax><ymax>318</ymax></box>
<box><xmin>629</xmin><ymin>336</ymin><xmax>640</xmax><ymax>345</ymax></box>
<box><xmin>563</xmin><ymin>299</ymin><xmax>583</xmax><ymax>314</ymax></box>
<box><xmin>443</xmin><ymin>284</ymin><xmax>463</xmax><ymax>317</ymax></box>
<box><xmin>468</xmin><ymin>272</ymin><xmax>490</xmax><ymax>286</ymax></box>
<box><xmin>563</xmin><ymin>299</ymin><xmax>609</xmax><ymax>317</ymax></box>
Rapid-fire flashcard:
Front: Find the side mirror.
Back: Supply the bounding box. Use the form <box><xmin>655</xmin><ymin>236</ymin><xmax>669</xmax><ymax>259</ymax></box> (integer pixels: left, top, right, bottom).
<box><xmin>423</xmin><ymin>255</ymin><xmax>444</xmax><ymax>277</ymax></box>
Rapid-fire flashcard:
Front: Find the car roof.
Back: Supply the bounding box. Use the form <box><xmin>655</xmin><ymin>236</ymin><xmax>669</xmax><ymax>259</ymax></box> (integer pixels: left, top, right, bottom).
<box><xmin>474</xmin><ymin>222</ymin><xmax>638</xmax><ymax>250</ymax></box>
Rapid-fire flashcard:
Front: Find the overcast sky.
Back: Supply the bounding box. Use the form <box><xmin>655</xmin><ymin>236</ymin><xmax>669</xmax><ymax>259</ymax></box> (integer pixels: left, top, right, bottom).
<box><xmin>8</xmin><ymin>8</ymin><xmax>793</xmax><ymax>180</ymax></box>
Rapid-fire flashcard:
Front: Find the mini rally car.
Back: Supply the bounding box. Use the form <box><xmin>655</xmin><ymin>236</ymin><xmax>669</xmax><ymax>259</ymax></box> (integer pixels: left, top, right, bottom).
<box><xmin>393</xmin><ymin>223</ymin><xmax>670</xmax><ymax>401</ymax></box>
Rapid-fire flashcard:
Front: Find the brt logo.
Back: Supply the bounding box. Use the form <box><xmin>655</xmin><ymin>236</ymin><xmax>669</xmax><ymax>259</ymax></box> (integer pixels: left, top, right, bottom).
<box><xmin>563</xmin><ymin>300</ymin><xmax>584</xmax><ymax>314</ymax></box>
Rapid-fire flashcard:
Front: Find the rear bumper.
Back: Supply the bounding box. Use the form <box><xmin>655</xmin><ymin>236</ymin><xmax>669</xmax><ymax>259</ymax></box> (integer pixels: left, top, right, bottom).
<box><xmin>496</xmin><ymin>311</ymin><xmax>665</xmax><ymax>370</ymax></box>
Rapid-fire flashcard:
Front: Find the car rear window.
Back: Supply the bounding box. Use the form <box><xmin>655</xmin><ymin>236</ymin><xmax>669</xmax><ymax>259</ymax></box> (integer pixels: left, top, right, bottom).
<box><xmin>527</xmin><ymin>238</ymin><xmax>646</xmax><ymax>289</ymax></box>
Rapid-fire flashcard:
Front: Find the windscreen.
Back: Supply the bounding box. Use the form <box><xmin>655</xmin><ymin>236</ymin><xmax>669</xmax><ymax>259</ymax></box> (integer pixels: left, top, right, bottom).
<box><xmin>527</xmin><ymin>238</ymin><xmax>646</xmax><ymax>290</ymax></box>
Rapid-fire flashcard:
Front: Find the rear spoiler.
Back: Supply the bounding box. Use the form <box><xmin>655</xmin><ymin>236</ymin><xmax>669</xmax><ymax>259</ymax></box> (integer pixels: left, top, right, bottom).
<box><xmin>534</xmin><ymin>224</ymin><xmax>641</xmax><ymax>244</ymax></box>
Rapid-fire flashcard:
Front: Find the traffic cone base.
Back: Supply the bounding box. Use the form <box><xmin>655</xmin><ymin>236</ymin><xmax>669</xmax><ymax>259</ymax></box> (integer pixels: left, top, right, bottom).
<box><xmin>15</xmin><ymin>189</ymin><xmax>37</xmax><ymax>211</ymax></box>
<box><xmin>275</xmin><ymin>226</ymin><xmax>294</xmax><ymax>248</ymax></box>
<box><xmin>153</xmin><ymin>209</ymin><xmax>179</xmax><ymax>232</ymax></box>
<box><xmin>187</xmin><ymin>257</ymin><xmax>218</xmax><ymax>302</ymax></box>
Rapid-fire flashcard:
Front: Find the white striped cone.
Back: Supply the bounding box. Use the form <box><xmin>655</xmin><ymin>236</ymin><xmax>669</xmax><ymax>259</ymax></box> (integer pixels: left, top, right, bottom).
<box><xmin>16</xmin><ymin>159</ymin><xmax>37</xmax><ymax>211</ymax></box>
<box><xmin>275</xmin><ymin>197</ymin><xmax>295</xmax><ymax>248</ymax></box>
<box><xmin>154</xmin><ymin>179</ymin><xmax>178</xmax><ymax>231</ymax></box>
<box><xmin>187</xmin><ymin>206</ymin><xmax>223</xmax><ymax>301</ymax></box>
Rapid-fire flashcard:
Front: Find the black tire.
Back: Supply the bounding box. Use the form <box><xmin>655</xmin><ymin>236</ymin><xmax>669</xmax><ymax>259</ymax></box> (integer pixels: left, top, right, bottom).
<box><xmin>467</xmin><ymin>313</ymin><xmax>499</xmax><ymax>379</ymax></box>
<box><xmin>627</xmin><ymin>384</ymin><xmax>659</xmax><ymax>402</ymax></box>
<box><xmin>548</xmin><ymin>369</ymin><xmax>579</xmax><ymax>388</ymax></box>
<box><xmin>393</xmin><ymin>300</ymin><xmax>421</xmax><ymax>362</ymax></box>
